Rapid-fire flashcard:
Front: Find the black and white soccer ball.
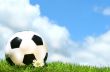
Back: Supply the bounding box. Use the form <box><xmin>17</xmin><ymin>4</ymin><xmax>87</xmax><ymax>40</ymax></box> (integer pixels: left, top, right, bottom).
<box><xmin>5</xmin><ymin>31</ymin><xmax>48</xmax><ymax>66</ymax></box>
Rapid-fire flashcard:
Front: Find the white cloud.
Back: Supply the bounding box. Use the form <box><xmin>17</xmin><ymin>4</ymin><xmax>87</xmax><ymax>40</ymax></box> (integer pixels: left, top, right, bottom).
<box><xmin>73</xmin><ymin>31</ymin><xmax>110</xmax><ymax>66</ymax></box>
<box><xmin>1</xmin><ymin>0</ymin><xmax>110</xmax><ymax>67</ymax></box>
<box><xmin>49</xmin><ymin>54</ymin><xmax>71</xmax><ymax>63</ymax></box>
<box><xmin>0</xmin><ymin>24</ymin><xmax>13</xmax><ymax>49</ymax></box>
<box><xmin>94</xmin><ymin>6</ymin><xmax>110</xmax><ymax>16</ymax></box>
<box><xmin>102</xmin><ymin>8</ymin><xmax>110</xmax><ymax>16</ymax></box>
<box><xmin>0</xmin><ymin>0</ymin><xmax>40</xmax><ymax>30</ymax></box>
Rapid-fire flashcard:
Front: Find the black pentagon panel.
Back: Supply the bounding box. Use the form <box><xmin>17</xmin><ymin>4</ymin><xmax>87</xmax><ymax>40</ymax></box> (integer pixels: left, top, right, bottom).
<box><xmin>10</xmin><ymin>37</ymin><xmax>22</xmax><ymax>49</ymax></box>
<box><xmin>6</xmin><ymin>57</ymin><xmax>15</xmax><ymax>65</ymax></box>
<box><xmin>44</xmin><ymin>53</ymin><xmax>48</xmax><ymax>63</ymax></box>
<box><xmin>32</xmin><ymin>35</ymin><xmax>43</xmax><ymax>45</ymax></box>
<box><xmin>23</xmin><ymin>54</ymin><xmax>36</xmax><ymax>65</ymax></box>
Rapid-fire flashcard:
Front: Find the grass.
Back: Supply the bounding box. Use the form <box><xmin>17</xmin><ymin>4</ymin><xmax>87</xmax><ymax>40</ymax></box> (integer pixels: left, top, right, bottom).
<box><xmin>0</xmin><ymin>60</ymin><xmax>110</xmax><ymax>72</ymax></box>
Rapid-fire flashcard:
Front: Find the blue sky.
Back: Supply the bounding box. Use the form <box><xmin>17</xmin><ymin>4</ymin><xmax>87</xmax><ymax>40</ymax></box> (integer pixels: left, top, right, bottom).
<box><xmin>30</xmin><ymin>0</ymin><xmax>110</xmax><ymax>41</ymax></box>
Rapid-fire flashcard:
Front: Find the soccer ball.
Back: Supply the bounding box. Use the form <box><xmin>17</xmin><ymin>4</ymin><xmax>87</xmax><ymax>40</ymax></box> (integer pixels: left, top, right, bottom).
<box><xmin>5</xmin><ymin>31</ymin><xmax>48</xmax><ymax>67</ymax></box>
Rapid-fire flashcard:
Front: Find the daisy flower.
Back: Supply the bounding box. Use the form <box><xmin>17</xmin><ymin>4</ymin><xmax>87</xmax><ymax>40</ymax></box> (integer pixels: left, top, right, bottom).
<box><xmin>33</xmin><ymin>59</ymin><xmax>44</xmax><ymax>67</ymax></box>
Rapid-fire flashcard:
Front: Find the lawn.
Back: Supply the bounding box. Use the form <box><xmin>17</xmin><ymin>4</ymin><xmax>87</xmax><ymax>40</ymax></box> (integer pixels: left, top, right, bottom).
<box><xmin>0</xmin><ymin>60</ymin><xmax>110</xmax><ymax>72</ymax></box>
